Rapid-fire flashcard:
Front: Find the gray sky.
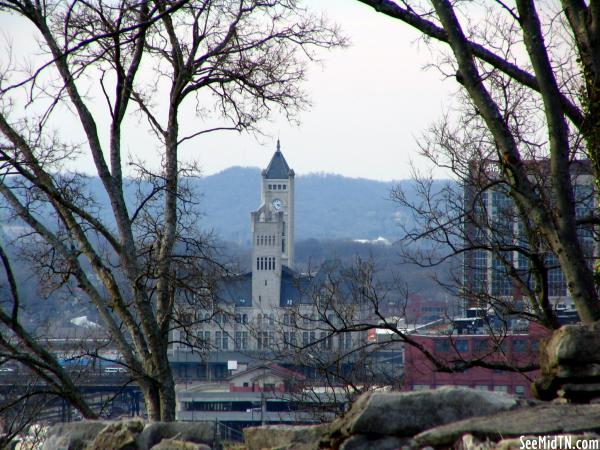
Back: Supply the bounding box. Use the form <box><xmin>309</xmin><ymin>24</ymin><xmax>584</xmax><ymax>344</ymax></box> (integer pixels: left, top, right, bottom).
<box><xmin>192</xmin><ymin>0</ymin><xmax>455</xmax><ymax>181</ymax></box>
<box><xmin>0</xmin><ymin>1</ymin><xmax>456</xmax><ymax>182</ymax></box>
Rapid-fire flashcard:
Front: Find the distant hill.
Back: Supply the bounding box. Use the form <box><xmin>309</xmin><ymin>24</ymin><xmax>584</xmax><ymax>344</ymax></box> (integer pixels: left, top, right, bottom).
<box><xmin>193</xmin><ymin>167</ymin><xmax>444</xmax><ymax>245</ymax></box>
<box><xmin>0</xmin><ymin>167</ymin><xmax>452</xmax><ymax>246</ymax></box>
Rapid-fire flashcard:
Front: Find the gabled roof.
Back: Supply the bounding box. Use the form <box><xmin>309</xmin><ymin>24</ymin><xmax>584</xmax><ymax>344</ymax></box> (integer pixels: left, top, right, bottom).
<box><xmin>263</xmin><ymin>140</ymin><xmax>293</xmax><ymax>179</ymax></box>
<box><xmin>229</xmin><ymin>363</ymin><xmax>305</xmax><ymax>382</ymax></box>
<box><xmin>215</xmin><ymin>272</ymin><xmax>253</xmax><ymax>307</ymax></box>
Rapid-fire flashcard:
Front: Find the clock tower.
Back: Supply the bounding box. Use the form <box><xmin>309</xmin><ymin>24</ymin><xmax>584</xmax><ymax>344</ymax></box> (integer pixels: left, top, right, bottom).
<box><xmin>251</xmin><ymin>140</ymin><xmax>295</xmax><ymax>309</ymax></box>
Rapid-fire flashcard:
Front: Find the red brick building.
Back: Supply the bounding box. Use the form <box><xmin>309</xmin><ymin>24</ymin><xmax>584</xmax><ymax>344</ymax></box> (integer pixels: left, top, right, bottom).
<box><xmin>403</xmin><ymin>322</ymin><xmax>548</xmax><ymax>397</ymax></box>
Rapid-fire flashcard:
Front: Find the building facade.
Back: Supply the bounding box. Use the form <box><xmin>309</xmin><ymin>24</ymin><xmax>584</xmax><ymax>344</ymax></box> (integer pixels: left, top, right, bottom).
<box><xmin>462</xmin><ymin>159</ymin><xmax>595</xmax><ymax>315</ymax></box>
<box><xmin>171</xmin><ymin>142</ymin><xmax>376</xmax><ymax>373</ymax></box>
<box><xmin>251</xmin><ymin>140</ymin><xmax>296</xmax><ymax>313</ymax></box>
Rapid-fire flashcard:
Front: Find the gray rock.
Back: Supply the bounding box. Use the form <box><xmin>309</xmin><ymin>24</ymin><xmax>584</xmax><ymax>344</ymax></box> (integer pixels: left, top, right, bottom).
<box><xmin>149</xmin><ymin>438</ymin><xmax>211</xmax><ymax>450</ymax></box>
<box><xmin>339</xmin><ymin>434</ymin><xmax>412</xmax><ymax>450</ymax></box>
<box><xmin>137</xmin><ymin>422</ymin><xmax>216</xmax><ymax>450</ymax></box>
<box><xmin>330</xmin><ymin>387</ymin><xmax>532</xmax><ymax>438</ymax></box>
<box><xmin>42</xmin><ymin>421</ymin><xmax>112</xmax><ymax>450</ymax></box>
<box><xmin>85</xmin><ymin>420</ymin><xmax>144</xmax><ymax>450</ymax></box>
<box><xmin>415</xmin><ymin>403</ymin><xmax>600</xmax><ymax>447</ymax></box>
<box><xmin>243</xmin><ymin>424</ymin><xmax>327</xmax><ymax>450</ymax></box>
<box><xmin>551</xmin><ymin>322</ymin><xmax>600</xmax><ymax>366</ymax></box>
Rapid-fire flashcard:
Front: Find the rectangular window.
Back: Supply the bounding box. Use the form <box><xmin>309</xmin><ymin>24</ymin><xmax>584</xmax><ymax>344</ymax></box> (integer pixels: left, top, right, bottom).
<box><xmin>283</xmin><ymin>185</ymin><xmax>286</xmax><ymax>190</ymax></box>
<box><xmin>515</xmin><ymin>385</ymin><xmax>525</xmax><ymax>395</ymax></box>
<box><xmin>512</xmin><ymin>339</ymin><xmax>527</xmax><ymax>353</ymax></box>
<box><xmin>242</xmin><ymin>332</ymin><xmax>249</xmax><ymax>350</ymax></box>
<box><xmin>215</xmin><ymin>331</ymin><xmax>221</xmax><ymax>349</ymax></box>
<box><xmin>320</xmin><ymin>331</ymin><xmax>327</xmax><ymax>349</ymax></box>
<box><xmin>302</xmin><ymin>332</ymin><xmax>309</xmax><ymax>346</ymax></box>
<box><xmin>235</xmin><ymin>331</ymin><xmax>241</xmax><ymax>350</ymax></box>
<box><xmin>455</xmin><ymin>339</ymin><xmax>469</xmax><ymax>353</ymax></box>
<box><xmin>222</xmin><ymin>334</ymin><xmax>229</xmax><ymax>350</ymax></box>
<box><xmin>345</xmin><ymin>333</ymin><xmax>352</xmax><ymax>349</ymax></box>
<box><xmin>256</xmin><ymin>258</ymin><xmax>260</xmax><ymax>270</ymax></box>
<box><xmin>435</xmin><ymin>339</ymin><xmax>450</xmax><ymax>353</ymax></box>
<box><xmin>474</xmin><ymin>339</ymin><xmax>489</xmax><ymax>353</ymax></box>
<box><xmin>242</xmin><ymin>314</ymin><xmax>248</xmax><ymax>324</ymax></box>
<box><xmin>283</xmin><ymin>314</ymin><xmax>289</xmax><ymax>325</ymax></box>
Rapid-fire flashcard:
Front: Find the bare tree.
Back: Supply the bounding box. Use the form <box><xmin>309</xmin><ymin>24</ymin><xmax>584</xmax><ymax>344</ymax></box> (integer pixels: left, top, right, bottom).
<box><xmin>354</xmin><ymin>0</ymin><xmax>600</xmax><ymax>324</ymax></box>
<box><xmin>0</xmin><ymin>0</ymin><xmax>343</xmax><ymax>421</ymax></box>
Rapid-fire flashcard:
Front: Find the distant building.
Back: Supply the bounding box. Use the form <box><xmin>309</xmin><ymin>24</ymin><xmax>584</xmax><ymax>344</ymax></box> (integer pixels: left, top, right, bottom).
<box><xmin>170</xmin><ymin>142</ymin><xmax>381</xmax><ymax>380</ymax></box>
<box><xmin>462</xmin><ymin>159</ymin><xmax>594</xmax><ymax>316</ymax></box>
<box><xmin>402</xmin><ymin>315</ymin><xmax>548</xmax><ymax>397</ymax></box>
<box><xmin>176</xmin><ymin>363</ymin><xmax>345</xmax><ymax>431</ymax></box>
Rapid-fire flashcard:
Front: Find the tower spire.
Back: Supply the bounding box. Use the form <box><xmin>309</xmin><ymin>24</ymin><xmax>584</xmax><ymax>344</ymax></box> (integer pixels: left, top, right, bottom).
<box><xmin>276</xmin><ymin>138</ymin><xmax>281</xmax><ymax>152</ymax></box>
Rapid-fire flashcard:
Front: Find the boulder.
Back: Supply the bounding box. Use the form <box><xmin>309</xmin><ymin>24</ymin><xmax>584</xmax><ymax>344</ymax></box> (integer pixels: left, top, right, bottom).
<box><xmin>338</xmin><ymin>434</ymin><xmax>412</xmax><ymax>450</ymax></box>
<box><xmin>85</xmin><ymin>420</ymin><xmax>144</xmax><ymax>450</ymax></box>
<box><xmin>149</xmin><ymin>438</ymin><xmax>211</xmax><ymax>450</ymax></box>
<box><xmin>137</xmin><ymin>422</ymin><xmax>216</xmax><ymax>450</ymax></box>
<box><xmin>328</xmin><ymin>387</ymin><xmax>533</xmax><ymax>439</ymax></box>
<box><xmin>535</xmin><ymin>322</ymin><xmax>600</xmax><ymax>401</ymax></box>
<box><xmin>243</xmin><ymin>424</ymin><xmax>328</xmax><ymax>450</ymax></box>
<box><xmin>42</xmin><ymin>421</ymin><xmax>112</xmax><ymax>450</ymax></box>
<box><xmin>545</xmin><ymin>322</ymin><xmax>600</xmax><ymax>366</ymax></box>
<box><xmin>414</xmin><ymin>403</ymin><xmax>600</xmax><ymax>447</ymax></box>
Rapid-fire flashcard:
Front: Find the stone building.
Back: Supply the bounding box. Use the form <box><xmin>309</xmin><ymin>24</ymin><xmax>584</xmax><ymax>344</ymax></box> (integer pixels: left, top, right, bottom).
<box><xmin>170</xmin><ymin>142</ymin><xmax>380</xmax><ymax>380</ymax></box>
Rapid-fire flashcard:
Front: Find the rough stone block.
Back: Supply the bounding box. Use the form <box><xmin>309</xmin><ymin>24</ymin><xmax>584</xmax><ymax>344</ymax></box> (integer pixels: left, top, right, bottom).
<box><xmin>415</xmin><ymin>403</ymin><xmax>600</xmax><ymax>447</ymax></box>
<box><xmin>137</xmin><ymin>422</ymin><xmax>216</xmax><ymax>450</ymax></box>
<box><xmin>338</xmin><ymin>434</ymin><xmax>412</xmax><ymax>450</ymax></box>
<box><xmin>42</xmin><ymin>421</ymin><xmax>113</xmax><ymax>450</ymax></box>
<box><xmin>329</xmin><ymin>387</ymin><xmax>532</xmax><ymax>439</ymax></box>
<box><xmin>85</xmin><ymin>420</ymin><xmax>144</xmax><ymax>450</ymax></box>
<box><xmin>243</xmin><ymin>424</ymin><xmax>327</xmax><ymax>450</ymax></box>
<box><xmin>150</xmin><ymin>438</ymin><xmax>211</xmax><ymax>450</ymax></box>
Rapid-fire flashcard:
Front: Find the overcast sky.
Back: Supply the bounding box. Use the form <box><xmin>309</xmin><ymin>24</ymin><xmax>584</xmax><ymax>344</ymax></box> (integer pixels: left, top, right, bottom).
<box><xmin>194</xmin><ymin>0</ymin><xmax>456</xmax><ymax>181</ymax></box>
<box><xmin>0</xmin><ymin>1</ymin><xmax>457</xmax><ymax>182</ymax></box>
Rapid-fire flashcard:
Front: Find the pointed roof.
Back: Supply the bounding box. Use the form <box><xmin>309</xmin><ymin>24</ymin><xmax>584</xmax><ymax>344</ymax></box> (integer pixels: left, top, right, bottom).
<box><xmin>263</xmin><ymin>139</ymin><xmax>294</xmax><ymax>179</ymax></box>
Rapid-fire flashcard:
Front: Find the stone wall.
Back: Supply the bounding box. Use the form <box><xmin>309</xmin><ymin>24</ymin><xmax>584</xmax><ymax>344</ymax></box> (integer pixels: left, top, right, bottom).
<box><xmin>21</xmin><ymin>386</ymin><xmax>600</xmax><ymax>450</ymax></box>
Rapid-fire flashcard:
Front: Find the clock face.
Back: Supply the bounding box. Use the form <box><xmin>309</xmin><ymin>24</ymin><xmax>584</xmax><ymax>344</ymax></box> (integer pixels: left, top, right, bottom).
<box><xmin>272</xmin><ymin>198</ymin><xmax>283</xmax><ymax>210</ymax></box>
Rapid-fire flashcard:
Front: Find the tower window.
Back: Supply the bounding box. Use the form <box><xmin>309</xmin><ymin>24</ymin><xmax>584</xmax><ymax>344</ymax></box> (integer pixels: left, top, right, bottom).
<box><xmin>268</xmin><ymin>184</ymin><xmax>272</xmax><ymax>189</ymax></box>
<box><xmin>282</xmin><ymin>239</ymin><xmax>285</xmax><ymax>253</ymax></box>
<box><xmin>256</xmin><ymin>258</ymin><xmax>260</xmax><ymax>270</ymax></box>
<box><xmin>264</xmin><ymin>280</ymin><xmax>267</xmax><ymax>286</ymax></box>
<box><xmin>283</xmin><ymin>185</ymin><xmax>286</xmax><ymax>190</ymax></box>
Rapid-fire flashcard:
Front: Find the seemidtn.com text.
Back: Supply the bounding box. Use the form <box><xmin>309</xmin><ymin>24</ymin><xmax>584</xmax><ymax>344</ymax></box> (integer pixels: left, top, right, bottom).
<box><xmin>520</xmin><ymin>435</ymin><xmax>599</xmax><ymax>450</ymax></box>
